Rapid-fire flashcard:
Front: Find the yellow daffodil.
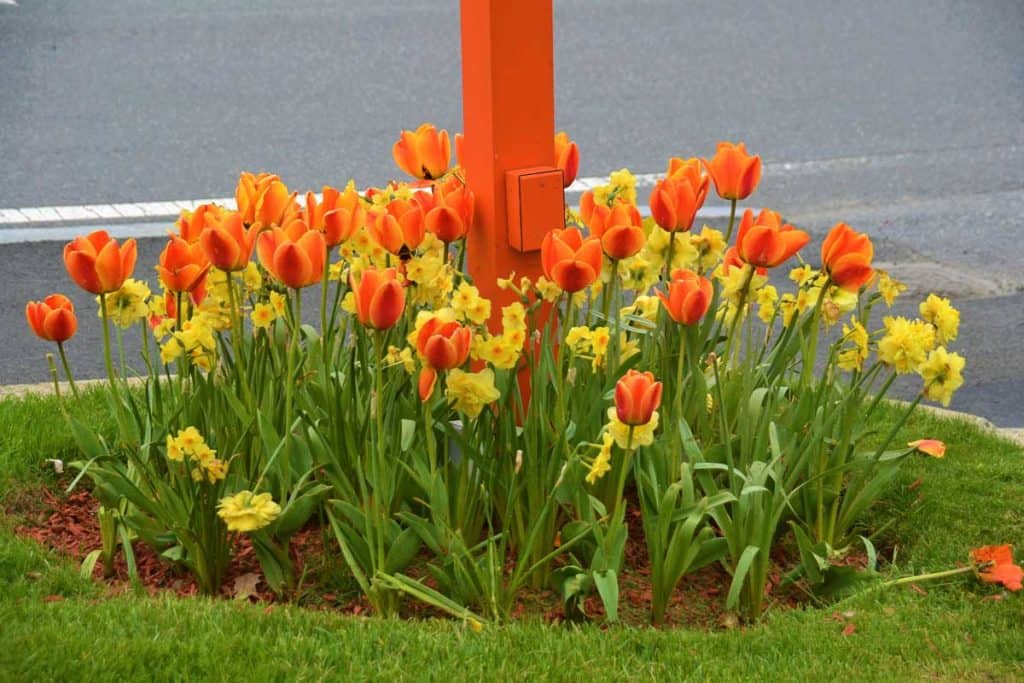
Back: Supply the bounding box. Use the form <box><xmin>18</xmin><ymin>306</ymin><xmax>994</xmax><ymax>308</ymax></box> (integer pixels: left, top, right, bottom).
<box><xmin>876</xmin><ymin>270</ymin><xmax>906</xmax><ymax>307</ymax></box>
<box><xmin>606</xmin><ymin>408</ymin><xmax>659</xmax><ymax>449</ymax></box>
<box><xmin>919</xmin><ymin>293</ymin><xmax>959</xmax><ymax>344</ymax></box>
<box><xmin>918</xmin><ymin>347</ymin><xmax>965</xmax><ymax>406</ymax></box>
<box><xmin>251</xmin><ymin>303</ymin><xmax>276</xmax><ymax>330</ymax></box>
<box><xmin>837</xmin><ymin>318</ymin><xmax>870</xmax><ymax>372</ymax></box>
<box><xmin>445</xmin><ymin>368</ymin><xmax>501</xmax><ymax>418</ymax></box>
<box><xmin>97</xmin><ymin>278</ymin><xmax>151</xmax><ymax>328</ymax></box>
<box><xmin>878</xmin><ymin>316</ymin><xmax>936</xmax><ymax>374</ymax></box>
<box><xmin>217</xmin><ymin>490</ymin><xmax>281</xmax><ymax>533</ymax></box>
<box><xmin>585</xmin><ymin>433</ymin><xmax>615</xmax><ymax>485</ymax></box>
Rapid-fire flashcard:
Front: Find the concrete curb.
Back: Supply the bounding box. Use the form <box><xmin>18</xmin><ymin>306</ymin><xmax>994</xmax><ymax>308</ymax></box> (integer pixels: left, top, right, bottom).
<box><xmin>4</xmin><ymin>378</ymin><xmax>1022</xmax><ymax>448</ymax></box>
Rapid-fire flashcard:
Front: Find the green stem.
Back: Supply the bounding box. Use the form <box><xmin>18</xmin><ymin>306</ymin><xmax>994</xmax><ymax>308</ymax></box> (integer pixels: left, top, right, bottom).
<box><xmin>724</xmin><ymin>266</ymin><xmax>756</xmax><ymax>368</ymax></box>
<box><xmin>724</xmin><ymin>199</ymin><xmax>737</xmax><ymax>243</ymax></box>
<box><xmin>56</xmin><ymin>342</ymin><xmax>79</xmax><ymax>398</ymax></box>
<box><xmin>225</xmin><ymin>276</ymin><xmax>255</xmax><ymax>407</ymax></box>
<box><xmin>98</xmin><ymin>293</ymin><xmax>117</xmax><ymax>387</ymax></box>
<box><xmin>610</xmin><ymin>427</ymin><xmax>636</xmax><ymax>527</ymax></box>
<box><xmin>319</xmin><ymin>246</ymin><xmax>330</xmax><ymax>340</ymax></box>
<box><xmin>799</xmin><ymin>278</ymin><xmax>831</xmax><ymax>387</ymax></box>
<box><xmin>883</xmin><ymin>565</ymin><xmax>976</xmax><ymax>587</ymax></box>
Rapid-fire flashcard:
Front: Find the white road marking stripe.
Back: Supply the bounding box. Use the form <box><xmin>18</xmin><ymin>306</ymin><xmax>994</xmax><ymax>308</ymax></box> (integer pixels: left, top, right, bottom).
<box><xmin>0</xmin><ymin>169</ymin><xmax>743</xmax><ymax>228</ymax></box>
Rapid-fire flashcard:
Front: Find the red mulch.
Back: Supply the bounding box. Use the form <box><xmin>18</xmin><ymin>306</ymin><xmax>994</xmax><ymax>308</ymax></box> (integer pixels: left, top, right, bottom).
<box><xmin>11</xmin><ymin>485</ymin><xmax>820</xmax><ymax>627</ymax></box>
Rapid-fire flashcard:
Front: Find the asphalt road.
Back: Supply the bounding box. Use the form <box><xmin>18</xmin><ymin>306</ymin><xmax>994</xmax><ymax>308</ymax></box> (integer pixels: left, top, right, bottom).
<box><xmin>1</xmin><ymin>1</ymin><xmax>1022</xmax><ymax>425</ymax></box>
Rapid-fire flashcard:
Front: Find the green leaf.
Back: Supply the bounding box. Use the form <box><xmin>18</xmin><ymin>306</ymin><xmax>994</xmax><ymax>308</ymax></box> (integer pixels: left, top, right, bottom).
<box><xmin>592</xmin><ymin>569</ymin><xmax>619</xmax><ymax>622</ymax></box>
<box><xmin>400</xmin><ymin>419</ymin><xmax>417</xmax><ymax>451</ymax></box>
<box><xmin>726</xmin><ymin>545</ymin><xmax>760</xmax><ymax>611</ymax></box>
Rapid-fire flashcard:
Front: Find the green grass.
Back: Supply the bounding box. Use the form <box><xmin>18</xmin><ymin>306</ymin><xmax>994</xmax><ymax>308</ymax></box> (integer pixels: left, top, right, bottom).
<box><xmin>1</xmin><ymin>392</ymin><xmax>1022</xmax><ymax>682</ymax></box>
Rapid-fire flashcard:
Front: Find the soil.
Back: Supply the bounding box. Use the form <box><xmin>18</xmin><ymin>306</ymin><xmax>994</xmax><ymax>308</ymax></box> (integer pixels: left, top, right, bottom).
<box><xmin>11</xmin><ymin>484</ymin><xmax>817</xmax><ymax>628</ymax></box>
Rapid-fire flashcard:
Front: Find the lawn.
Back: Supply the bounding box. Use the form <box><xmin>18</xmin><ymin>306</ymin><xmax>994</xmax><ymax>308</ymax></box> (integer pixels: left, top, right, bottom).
<box><xmin>1</xmin><ymin>389</ymin><xmax>1021</xmax><ymax>682</ymax></box>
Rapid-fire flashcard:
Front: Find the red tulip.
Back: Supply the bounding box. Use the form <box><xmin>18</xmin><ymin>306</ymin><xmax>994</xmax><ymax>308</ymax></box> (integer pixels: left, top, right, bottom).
<box><xmin>971</xmin><ymin>545</ymin><xmax>1023</xmax><ymax>592</ymax></box>
<box><xmin>426</xmin><ymin>183</ymin><xmax>474</xmax><ymax>243</ymax></box>
<box><xmin>650</xmin><ymin>159</ymin><xmax>709</xmax><ymax>232</ymax></box>
<box><xmin>63</xmin><ymin>230</ymin><xmax>138</xmax><ymax>294</ymax></box>
<box><xmin>554</xmin><ymin>131</ymin><xmax>580</xmax><ymax>188</ymax></box>
<box><xmin>26</xmin><ymin>294</ymin><xmax>77</xmax><ymax>343</ymax></box>
<box><xmin>257</xmin><ymin>218</ymin><xmax>327</xmax><ymax>289</ymax></box>
<box><xmin>540</xmin><ymin>228</ymin><xmax>604</xmax><ymax>293</ymax></box>
<box><xmin>176</xmin><ymin>203</ymin><xmax>226</xmax><ymax>243</ymax></box>
<box><xmin>350</xmin><ymin>267</ymin><xmax>406</xmax><ymax>330</ymax></box>
<box><xmin>368</xmin><ymin>202</ymin><xmax>426</xmax><ymax>257</ymax></box>
<box><xmin>156</xmin><ymin>234</ymin><xmax>210</xmax><ymax>293</ymax></box>
<box><xmin>735</xmin><ymin>209</ymin><xmax>809</xmax><ymax>269</ymax></box>
<box><xmin>821</xmin><ymin>222</ymin><xmax>874</xmax><ymax>291</ymax></box>
<box><xmin>579</xmin><ymin>193</ymin><xmax>644</xmax><ymax>260</ymax></box>
<box><xmin>235</xmin><ymin>172</ymin><xmax>299</xmax><ymax>228</ymax></box>
<box><xmin>392</xmin><ymin>123</ymin><xmax>451</xmax><ymax>180</ymax></box>
<box><xmin>199</xmin><ymin>212</ymin><xmax>257</xmax><ymax>272</ymax></box>
<box><xmin>703</xmin><ymin>141</ymin><xmax>762</xmax><ymax>201</ymax></box>
<box><xmin>416</xmin><ymin>318</ymin><xmax>472</xmax><ymax>370</ymax></box>
<box><xmin>306</xmin><ymin>184</ymin><xmax>365</xmax><ymax>247</ymax></box>
<box><xmin>657</xmin><ymin>269</ymin><xmax>713</xmax><ymax>325</ymax></box>
<box><xmin>614</xmin><ymin>369</ymin><xmax>663</xmax><ymax>426</ymax></box>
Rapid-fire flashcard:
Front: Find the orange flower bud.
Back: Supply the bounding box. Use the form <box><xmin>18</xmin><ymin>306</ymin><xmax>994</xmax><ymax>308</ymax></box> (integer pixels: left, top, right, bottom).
<box><xmin>703</xmin><ymin>141</ymin><xmax>762</xmax><ymax>201</ymax></box>
<box><xmin>614</xmin><ymin>369</ymin><xmax>663</xmax><ymax>427</ymax></box>
<box><xmin>392</xmin><ymin>123</ymin><xmax>451</xmax><ymax>180</ymax></box>
<box><xmin>350</xmin><ymin>267</ymin><xmax>406</xmax><ymax>330</ymax></box>
<box><xmin>156</xmin><ymin>234</ymin><xmax>210</xmax><ymax>293</ymax></box>
<box><xmin>63</xmin><ymin>230</ymin><xmax>138</xmax><ymax>294</ymax></box>
<box><xmin>657</xmin><ymin>269</ymin><xmax>713</xmax><ymax>325</ymax></box>
<box><xmin>199</xmin><ymin>212</ymin><xmax>257</xmax><ymax>272</ymax></box>
<box><xmin>257</xmin><ymin>219</ymin><xmax>327</xmax><ymax>289</ymax></box>
<box><xmin>580</xmin><ymin>195</ymin><xmax>644</xmax><ymax>260</ymax></box>
<box><xmin>540</xmin><ymin>228</ymin><xmax>604</xmax><ymax>293</ymax></box>
<box><xmin>25</xmin><ymin>294</ymin><xmax>77</xmax><ymax>343</ymax></box>
<box><xmin>735</xmin><ymin>208</ymin><xmax>809</xmax><ymax>269</ymax></box>
<box><xmin>416</xmin><ymin>318</ymin><xmax>472</xmax><ymax>371</ymax></box>
<box><xmin>650</xmin><ymin>160</ymin><xmax>709</xmax><ymax>232</ymax></box>
<box><xmin>554</xmin><ymin>131</ymin><xmax>580</xmax><ymax>188</ymax></box>
<box><xmin>821</xmin><ymin>222</ymin><xmax>874</xmax><ymax>291</ymax></box>
<box><xmin>419</xmin><ymin>367</ymin><xmax>438</xmax><ymax>402</ymax></box>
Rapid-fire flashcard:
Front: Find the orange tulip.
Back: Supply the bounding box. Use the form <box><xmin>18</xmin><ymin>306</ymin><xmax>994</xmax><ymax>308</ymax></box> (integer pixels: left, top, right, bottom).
<box><xmin>554</xmin><ymin>131</ymin><xmax>580</xmax><ymax>188</ymax></box>
<box><xmin>63</xmin><ymin>230</ymin><xmax>138</xmax><ymax>294</ymax></box>
<box><xmin>156</xmin><ymin>234</ymin><xmax>210</xmax><ymax>293</ymax></box>
<box><xmin>25</xmin><ymin>294</ymin><xmax>77</xmax><ymax>343</ymax></box>
<box><xmin>971</xmin><ymin>545</ymin><xmax>1023</xmax><ymax>592</ymax></box>
<box><xmin>735</xmin><ymin>208</ymin><xmax>810</xmax><ymax>269</ymax></box>
<box><xmin>614</xmin><ymin>369</ymin><xmax>663</xmax><ymax>427</ymax></box>
<box><xmin>419</xmin><ymin>367</ymin><xmax>438</xmax><ymax>402</ymax></box>
<box><xmin>540</xmin><ymin>228</ymin><xmax>604</xmax><ymax>293</ymax></box>
<box><xmin>703</xmin><ymin>141</ymin><xmax>762</xmax><ymax>201</ymax></box>
<box><xmin>721</xmin><ymin>246</ymin><xmax>766</xmax><ymax>277</ymax></box>
<box><xmin>235</xmin><ymin>172</ymin><xmax>299</xmax><ymax>228</ymax></box>
<box><xmin>650</xmin><ymin>159</ymin><xmax>709</xmax><ymax>232</ymax></box>
<box><xmin>416</xmin><ymin>318</ymin><xmax>472</xmax><ymax>371</ymax></box>
<box><xmin>657</xmin><ymin>269</ymin><xmax>713</xmax><ymax>325</ymax></box>
<box><xmin>257</xmin><ymin>219</ymin><xmax>327</xmax><ymax>289</ymax></box>
<box><xmin>368</xmin><ymin>203</ymin><xmax>426</xmax><ymax>258</ymax></box>
<box><xmin>199</xmin><ymin>211</ymin><xmax>257</xmax><ymax>272</ymax></box>
<box><xmin>454</xmin><ymin>133</ymin><xmax>465</xmax><ymax>168</ymax></box>
<box><xmin>908</xmin><ymin>438</ymin><xmax>946</xmax><ymax>458</ymax></box>
<box><xmin>426</xmin><ymin>183</ymin><xmax>474</xmax><ymax>243</ymax></box>
<box><xmin>392</xmin><ymin>123</ymin><xmax>451</xmax><ymax>180</ymax></box>
<box><xmin>579</xmin><ymin>193</ymin><xmax>645</xmax><ymax>260</ymax></box>
<box><xmin>176</xmin><ymin>203</ymin><xmax>226</xmax><ymax>243</ymax></box>
<box><xmin>306</xmin><ymin>185</ymin><xmax>365</xmax><ymax>248</ymax></box>
<box><xmin>350</xmin><ymin>267</ymin><xmax>406</xmax><ymax>330</ymax></box>
<box><xmin>821</xmin><ymin>222</ymin><xmax>874</xmax><ymax>291</ymax></box>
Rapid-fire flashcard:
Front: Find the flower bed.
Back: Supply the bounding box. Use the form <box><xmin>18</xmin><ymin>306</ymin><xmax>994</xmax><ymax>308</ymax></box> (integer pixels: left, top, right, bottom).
<box><xmin>22</xmin><ymin>126</ymin><xmax>1019</xmax><ymax>626</ymax></box>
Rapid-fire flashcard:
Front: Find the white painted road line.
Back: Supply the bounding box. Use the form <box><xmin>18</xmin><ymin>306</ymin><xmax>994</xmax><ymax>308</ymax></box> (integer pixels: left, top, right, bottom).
<box><xmin>0</xmin><ymin>169</ymin><xmax>748</xmax><ymax>229</ymax></box>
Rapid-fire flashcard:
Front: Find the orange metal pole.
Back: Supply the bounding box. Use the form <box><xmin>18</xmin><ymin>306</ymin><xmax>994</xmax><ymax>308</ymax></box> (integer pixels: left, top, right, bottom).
<box><xmin>459</xmin><ymin>0</ymin><xmax>556</xmax><ymax>328</ymax></box>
